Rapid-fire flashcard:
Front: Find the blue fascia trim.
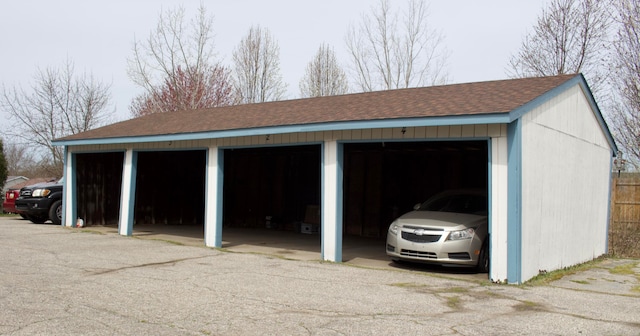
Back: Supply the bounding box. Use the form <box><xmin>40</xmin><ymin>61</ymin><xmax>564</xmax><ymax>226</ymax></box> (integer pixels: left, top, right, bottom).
<box><xmin>51</xmin><ymin>113</ymin><xmax>509</xmax><ymax>147</ymax></box>
<box><xmin>506</xmin><ymin>119</ymin><xmax>523</xmax><ymax>284</ymax></box>
<box><xmin>509</xmin><ymin>74</ymin><xmax>617</xmax><ymax>155</ymax></box>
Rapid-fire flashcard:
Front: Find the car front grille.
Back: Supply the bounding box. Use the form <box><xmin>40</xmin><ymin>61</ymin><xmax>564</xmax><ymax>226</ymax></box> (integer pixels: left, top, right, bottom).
<box><xmin>20</xmin><ymin>190</ymin><xmax>32</xmax><ymax>197</ymax></box>
<box><xmin>401</xmin><ymin>231</ymin><xmax>441</xmax><ymax>243</ymax></box>
<box><xmin>400</xmin><ymin>249</ymin><xmax>437</xmax><ymax>259</ymax></box>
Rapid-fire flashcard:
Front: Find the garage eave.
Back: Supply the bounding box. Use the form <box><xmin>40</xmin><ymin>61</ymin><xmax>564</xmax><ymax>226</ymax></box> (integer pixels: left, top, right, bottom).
<box><xmin>52</xmin><ymin>112</ymin><xmax>511</xmax><ymax>147</ymax></box>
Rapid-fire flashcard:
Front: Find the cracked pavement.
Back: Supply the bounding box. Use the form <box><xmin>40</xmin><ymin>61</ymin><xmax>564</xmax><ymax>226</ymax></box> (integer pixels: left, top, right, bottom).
<box><xmin>0</xmin><ymin>217</ymin><xmax>639</xmax><ymax>335</ymax></box>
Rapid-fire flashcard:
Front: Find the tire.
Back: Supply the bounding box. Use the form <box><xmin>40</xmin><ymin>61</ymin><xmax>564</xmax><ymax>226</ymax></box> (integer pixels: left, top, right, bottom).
<box><xmin>476</xmin><ymin>238</ymin><xmax>490</xmax><ymax>273</ymax></box>
<box><xmin>49</xmin><ymin>200</ymin><xmax>62</xmax><ymax>226</ymax></box>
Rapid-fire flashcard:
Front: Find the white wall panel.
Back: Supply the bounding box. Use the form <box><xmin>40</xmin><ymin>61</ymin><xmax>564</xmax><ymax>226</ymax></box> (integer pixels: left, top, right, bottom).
<box><xmin>490</xmin><ymin>136</ymin><xmax>509</xmax><ymax>282</ymax></box>
<box><xmin>520</xmin><ymin>86</ymin><xmax>612</xmax><ymax>282</ymax></box>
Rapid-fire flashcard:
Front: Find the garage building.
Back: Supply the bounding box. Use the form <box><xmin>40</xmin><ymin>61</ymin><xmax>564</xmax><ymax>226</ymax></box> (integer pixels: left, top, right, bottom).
<box><xmin>53</xmin><ymin>74</ymin><xmax>616</xmax><ymax>284</ymax></box>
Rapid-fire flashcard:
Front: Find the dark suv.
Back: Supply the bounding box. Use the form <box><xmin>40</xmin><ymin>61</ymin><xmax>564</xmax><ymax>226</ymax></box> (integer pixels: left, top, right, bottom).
<box><xmin>15</xmin><ymin>179</ymin><xmax>63</xmax><ymax>225</ymax></box>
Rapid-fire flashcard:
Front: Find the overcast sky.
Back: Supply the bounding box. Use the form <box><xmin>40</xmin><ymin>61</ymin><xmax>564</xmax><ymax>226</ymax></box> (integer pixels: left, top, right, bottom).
<box><xmin>0</xmin><ymin>0</ymin><xmax>550</xmax><ymax>125</ymax></box>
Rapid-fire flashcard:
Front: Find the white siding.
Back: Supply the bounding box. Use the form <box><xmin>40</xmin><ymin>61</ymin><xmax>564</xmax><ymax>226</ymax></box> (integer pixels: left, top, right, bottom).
<box><xmin>520</xmin><ymin>85</ymin><xmax>611</xmax><ymax>282</ymax></box>
<box><xmin>491</xmin><ymin>136</ymin><xmax>509</xmax><ymax>282</ymax></box>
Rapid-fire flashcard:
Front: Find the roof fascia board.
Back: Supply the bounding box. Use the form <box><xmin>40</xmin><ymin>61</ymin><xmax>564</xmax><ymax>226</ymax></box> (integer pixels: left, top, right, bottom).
<box><xmin>52</xmin><ymin>113</ymin><xmax>510</xmax><ymax>147</ymax></box>
<box><xmin>508</xmin><ymin>74</ymin><xmax>618</xmax><ymax>154</ymax></box>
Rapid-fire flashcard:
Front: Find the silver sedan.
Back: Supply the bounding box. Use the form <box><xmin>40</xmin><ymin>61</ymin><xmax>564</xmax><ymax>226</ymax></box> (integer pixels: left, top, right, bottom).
<box><xmin>385</xmin><ymin>190</ymin><xmax>489</xmax><ymax>272</ymax></box>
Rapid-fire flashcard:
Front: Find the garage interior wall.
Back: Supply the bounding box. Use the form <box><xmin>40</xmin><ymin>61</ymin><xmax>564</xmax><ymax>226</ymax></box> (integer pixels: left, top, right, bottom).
<box><xmin>520</xmin><ymin>85</ymin><xmax>613</xmax><ymax>282</ymax></box>
<box><xmin>134</xmin><ymin>150</ymin><xmax>206</xmax><ymax>226</ymax></box>
<box><xmin>342</xmin><ymin>141</ymin><xmax>488</xmax><ymax>238</ymax></box>
<box><xmin>75</xmin><ymin>152</ymin><xmax>124</xmax><ymax>226</ymax></box>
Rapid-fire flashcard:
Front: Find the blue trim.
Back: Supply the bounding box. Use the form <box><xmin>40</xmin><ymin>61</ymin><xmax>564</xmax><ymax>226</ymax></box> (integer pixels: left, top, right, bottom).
<box><xmin>215</xmin><ymin>148</ymin><xmax>224</xmax><ymax>247</ymax></box>
<box><xmin>121</xmin><ymin>151</ymin><xmax>138</xmax><ymax>236</ymax></box>
<box><xmin>507</xmin><ymin>120</ymin><xmax>522</xmax><ymax>284</ymax></box>
<box><xmin>62</xmin><ymin>148</ymin><xmax>70</xmax><ymax>226</ymax></box>
<box><xmin>320</xmin><ymin>142</ymin><xmax>325</xmax><ymax>259</ymax></box>
<box><xmin>51</xmin><ymin>113</ymin><xmax>509</xmax><ymax>147</ymax></box>
<box><xmin>335</xmin><ymin>142</ymin><xmax>344</xmax><ymax>262</ymax></box>
<box><xmin>486</xmin><ymin>138</ymin><xmax>492</xmax><ymax>274</ymax></box>
<box><xmin>320</xmin><ymin>141</ymin><xmax>344</xmax><ymax>262</ymax></box>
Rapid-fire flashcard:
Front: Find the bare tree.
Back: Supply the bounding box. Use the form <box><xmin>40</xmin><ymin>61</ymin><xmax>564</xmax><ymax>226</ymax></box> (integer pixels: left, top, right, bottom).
<box><xmin>2</xmin><ymin>142</ymin><xmax>36</xmax><ymax>176</ymax></box>
<box><xmin>610</xmin><ymin>0</ymin><xmax>640</xmax><ymax>169</ymax></box>
<box><xmin>0</xmin><ymin>61</ymin><xmax>113</xmax><ymax>176</ymax></box>
<box><xmin>345</xmin><ymin>0</ymin><xmax>449</xmax><ymax>92</ymax></box>
<box><xmin>130</xmin><ymin>65</ymin><xmax>234</xmax><ymax>117</ymax></box>
<box><xmin>232</xmin><ymin>25</ymin><xmax>287</xmax><ymax>104</ymax></box>
<box><xmin>127</xmin><ymin>5</ymin><xmax>234</xmax><ymax>116</ymax></box>
<box><xmin>508</xmin><ymin>0</ymin><xmax>612</xmax><ymax>94</ymax></box>
<box><xmin>299</xmin><ymin>44</ymin><xmax>349</xmax><ymax>98</ymax></box>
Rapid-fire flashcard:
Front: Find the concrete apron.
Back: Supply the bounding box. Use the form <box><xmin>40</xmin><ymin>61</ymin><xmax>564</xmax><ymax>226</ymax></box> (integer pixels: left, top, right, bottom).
<box><xmin>84</xmin><ymin>223</ymin><xmax>490</xmax><ymax>282</ymax></box>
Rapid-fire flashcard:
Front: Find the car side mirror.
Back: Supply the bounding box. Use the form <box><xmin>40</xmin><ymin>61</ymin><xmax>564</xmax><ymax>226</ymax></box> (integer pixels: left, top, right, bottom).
<box><xmin>413</xmin><ymin>203</ymin><xmax>421</xmax><ymax>210</ymax></box>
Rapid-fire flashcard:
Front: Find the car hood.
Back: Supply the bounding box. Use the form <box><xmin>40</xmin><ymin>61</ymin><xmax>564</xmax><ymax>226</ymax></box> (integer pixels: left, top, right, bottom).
<box><xmin>394</xmin><ymin>211</ymin><xmax>486</xmax><ymax>229</ymax></box>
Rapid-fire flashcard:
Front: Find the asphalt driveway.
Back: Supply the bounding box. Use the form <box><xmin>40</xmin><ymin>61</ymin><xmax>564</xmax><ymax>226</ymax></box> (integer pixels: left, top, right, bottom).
<box><xmin>1</xmin><ymin>216</ymin><xmax>639</xmax><ymax>335</ymax></box>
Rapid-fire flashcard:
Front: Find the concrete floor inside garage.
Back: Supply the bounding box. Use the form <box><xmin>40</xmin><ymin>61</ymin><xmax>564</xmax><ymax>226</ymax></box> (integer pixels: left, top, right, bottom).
<box><xmin>84</xmin><ymin>223</ymin><xmax>489</xmax><ymax>282</ymax></box>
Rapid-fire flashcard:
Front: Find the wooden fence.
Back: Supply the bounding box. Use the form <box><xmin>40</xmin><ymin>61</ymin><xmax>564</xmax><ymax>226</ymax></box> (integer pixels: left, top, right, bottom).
<box><xmin>609</xmin><ymin>174</ymin><xmax>640</xmax><ymax>258</ymax></box>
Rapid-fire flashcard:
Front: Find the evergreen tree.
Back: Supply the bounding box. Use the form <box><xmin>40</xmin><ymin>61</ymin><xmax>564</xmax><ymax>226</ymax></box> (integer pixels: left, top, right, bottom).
<box><xmin>0</xmin><ymin>139</ymin><xmax>9</xmax><ymax>193</ymax></box>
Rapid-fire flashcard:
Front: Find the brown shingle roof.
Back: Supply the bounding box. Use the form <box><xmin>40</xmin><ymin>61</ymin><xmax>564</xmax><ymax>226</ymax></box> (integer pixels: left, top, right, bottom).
<box><xmin>58</xmin><ymin>74</ymin><xmax>578</xmax><ymax>141</ymax></box>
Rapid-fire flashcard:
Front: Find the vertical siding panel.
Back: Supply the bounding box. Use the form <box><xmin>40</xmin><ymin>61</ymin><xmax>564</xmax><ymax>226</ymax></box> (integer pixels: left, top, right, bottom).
<box><xmin>519</xmin><ymin>86</ymin><xmax>612</xmax><ymax>282</ymax></box>
<box><xmin>488</xmin><ymin>124</ymin><xmax>501</xmax><ymax>137</ymax></box>
<box><xmin>351</xmin><ymin>129</ymin><xmax>362</xmax><ymax>140</ymax></box>
<box><xmin>475</xmin><ymin>124</ymin><xmax>488</xmax><ymax>137</ymax></box>
<box><xmin>426</xmin><ymin>127</ymin><xmax>437</xmax><ymax>138</ymax></box>
<box><xmin>449</xmin><ymin>125</ymin><xmax>462</xmax><ymax>138</ymax></box>
<box><xmin>414</xmin><ymin>126</ymin><xmax>426</xmax><ymax>139</ymax></box>
<box><xmin>361</xmin><ymin>129</ymin><xmax>372</xmax><ymax>140</ymax></box>
<box><xmin>437</xmin><ymin>126</ymin><xmax>450</xmax><ymax>138</ymax></box>
<box><xmin>461</xmin><ymin>125</ymin><xmax>475</xmax><ymax>138</ymax></box>
<box><xmin>404</xmin><ymin>127</ymin><xmax>415</xmax><ymax>139</ymax></box>
<box><xmin>382</xmin><ymin>128</ymin><xmax>393</xmax><ymax>139</ymax></box>
<box><xmin>371</xmin><ymin>129</ymin><xmax>382</xmax><ymax>139</ymax></box>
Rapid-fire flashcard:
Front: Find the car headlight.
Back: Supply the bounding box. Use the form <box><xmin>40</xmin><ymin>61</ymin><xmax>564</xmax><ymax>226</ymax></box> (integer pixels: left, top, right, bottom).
<box><xmin>446</xmin><ymin>228</ymin><xmax>475</xmax><ymax>241</ymax></box>
<box><xmin>389</xmin><ymin>222</ymin><xmax>399</xmax><ymax>235</ymax></box>
<box><xmin>32</xmin><ymin>189</ymin><xmax>51</xmax><ymax>197</ymax></box>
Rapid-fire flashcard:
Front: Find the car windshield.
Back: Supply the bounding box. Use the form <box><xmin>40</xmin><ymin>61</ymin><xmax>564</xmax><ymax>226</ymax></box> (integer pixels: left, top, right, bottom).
<box><xmin>418</xmin><ymin>193</ymin><xmax>487</xmax><ymax>215</ymax></box>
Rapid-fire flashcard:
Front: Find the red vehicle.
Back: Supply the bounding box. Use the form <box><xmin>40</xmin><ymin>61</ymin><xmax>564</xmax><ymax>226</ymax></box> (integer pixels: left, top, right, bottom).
<box><xmin>2</xmin><ymin>189</ymin><xmax>21</xmax><ymax>215</ymax></box>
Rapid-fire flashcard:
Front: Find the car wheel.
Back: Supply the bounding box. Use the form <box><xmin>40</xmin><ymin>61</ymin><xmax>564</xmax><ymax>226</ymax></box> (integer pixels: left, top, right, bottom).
<box><xmin>476</xmin><ymin>238</ymin><xmax>489</xmax><ymax>273</ymax></box>
<box><xmin>49</xmin><ymin>200</ymin><xmax>62</xmax><ymax>225</ymax></box>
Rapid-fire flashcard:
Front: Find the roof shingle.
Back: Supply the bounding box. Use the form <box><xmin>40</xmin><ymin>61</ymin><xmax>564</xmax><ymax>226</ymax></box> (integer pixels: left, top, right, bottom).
<box><xmin>58</xmin><ymin>74</ymin><xmax>578</xmax><ymax>141</ymax></box>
